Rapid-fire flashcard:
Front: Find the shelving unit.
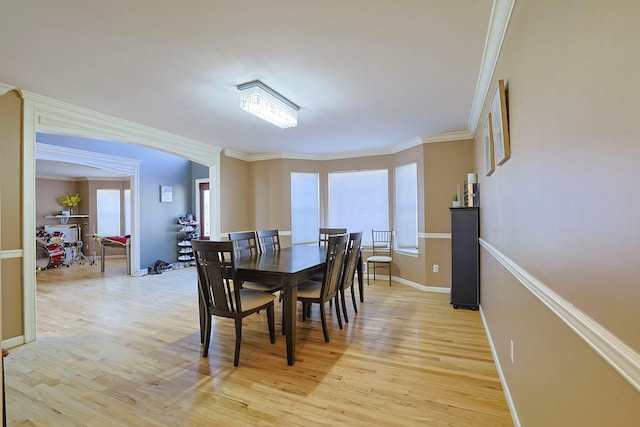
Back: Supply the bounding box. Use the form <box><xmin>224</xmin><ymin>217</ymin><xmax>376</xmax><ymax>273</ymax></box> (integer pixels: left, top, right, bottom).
<box><xmin>176</xmin><ymin>219</ymin><xmax>199</xmax><ymax>265</ymax></box>
<box><xmin>450</xmin><ymin>207</ymin><xmax>479</xmax><ymax>310</ymax></box>
<box><xmin>44</xmin><ymin>214</ymin><xmax>89</xmax><ymax>225</ymax></box>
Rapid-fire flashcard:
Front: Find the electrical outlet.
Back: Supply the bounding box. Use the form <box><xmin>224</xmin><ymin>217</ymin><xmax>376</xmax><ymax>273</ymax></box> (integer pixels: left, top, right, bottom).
<box><xmin>433</xmin><ymin>264</ymin><xmax>438</xmax><ymax>273</ymax></box>
<box><xmin>510</xmin><ymin>340</ymin><xmax>515</xmax><ymax>364</ymax></box>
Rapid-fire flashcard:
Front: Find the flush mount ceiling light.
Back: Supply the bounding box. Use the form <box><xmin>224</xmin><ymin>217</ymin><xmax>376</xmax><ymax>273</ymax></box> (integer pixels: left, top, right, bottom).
<box><xmin>237</xmin><ymin>80</ymin><xmax>299</xmax><ymax>129</ymax></box>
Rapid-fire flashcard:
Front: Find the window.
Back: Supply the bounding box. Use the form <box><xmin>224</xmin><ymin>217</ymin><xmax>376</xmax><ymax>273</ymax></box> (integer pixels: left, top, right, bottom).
<box><xmin>395</xmin><ymin>163</ymin><xmax>418</xmax><ymax>250</ymax></box>
<box><xmin>124</xmin><ymin>189</ymin><xmax>131</xmax><ymax>236</ymax></box>
<box><xmin>328</xmin><ymin>169</ymin><xmax>388</xmax><ymax>246</ymax></box>
<box><xmin>97</xmin><ymin>189</ymin><xmax>121</xmax><ymax>236</ymax></box>
<box><xmin>291</xmin><ymin>172</ymin><xmax>320</xmax><ymax>245</ymax></box>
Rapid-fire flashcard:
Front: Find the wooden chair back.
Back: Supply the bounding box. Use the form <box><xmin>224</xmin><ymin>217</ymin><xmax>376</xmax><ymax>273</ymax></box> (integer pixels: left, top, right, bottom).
<box><xmin>341</xmin><ymin>231</ymin><xmax>363</xmax><ymax>291</ymax></box>
<box><xmin>228</xmin><ymin>231</ymin><xmax>260</xmax><ymax>257</ymax></box>
<box><xmin>320</xmin><ymin>233</ymin><xmax>348</xmax><ymax>301</ymax></box>
<box><xmin>319</xmin><ymin>227</ymin><xmax>347</xmax><ymax>247</ymax></box>
<box><xmin>192</xmin><ymin>240</ymin><xmax>241</xmax><ymax>316</ymax></box>
<box><xmin>256</xmin><ymin>229</ymin><xmax>281</xmax><ymax>253</ymax></box>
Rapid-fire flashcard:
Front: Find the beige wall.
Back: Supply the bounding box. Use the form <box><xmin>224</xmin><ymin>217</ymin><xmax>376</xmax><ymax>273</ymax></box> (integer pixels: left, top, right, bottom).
<box><xmin>424</xmin><ymin>140</ymin><xmax>474</xmax><ymax>287</ymax></box>
<box><xmin>220</xmin><ymin>141</ymin><xmax>471</xmax><ymax>288</ymax></box>
<box><xmin>36</xmin><ymin>179</ymin><xmax>81</xmax><ymax>228</ymax></box>
<box><xmin>476</xmin><ymin>0</ymin><xmax>640</xmax><ymax>424</ymax></box>
<box><xmin>0</xmin><ymin>90</ymin><xmax>24</xmax><ymax>340</ymax></box>
<box><xmin>220</xmin><ymin>155</ymin><xmax>252</xmax><ymax>234</ymax></box>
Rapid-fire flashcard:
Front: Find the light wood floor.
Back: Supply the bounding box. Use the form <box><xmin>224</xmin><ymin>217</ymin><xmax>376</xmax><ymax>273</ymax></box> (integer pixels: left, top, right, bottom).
<box><xmin>6</xmin><ymin>259</ymin><xmax>513</xmax><ymax>426</ymax></box>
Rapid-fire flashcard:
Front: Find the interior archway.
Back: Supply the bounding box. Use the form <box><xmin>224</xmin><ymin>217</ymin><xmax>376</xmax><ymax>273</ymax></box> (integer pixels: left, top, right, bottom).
<box><xmin>21</xmin><ymin>90</ymin><xmax>222</xmax><ymax>344</ymax></box>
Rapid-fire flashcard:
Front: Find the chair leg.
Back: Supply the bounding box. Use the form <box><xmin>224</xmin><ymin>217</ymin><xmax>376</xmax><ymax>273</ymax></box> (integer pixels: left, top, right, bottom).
<box><xmin>301</xmin><ymin>301</ymin><xmax>307</xmax><ymax>321</ymax></box>
<box><xmin>234</xmin><ymin>318</ymin><xmax>242</xmax><ymax>367</ymax></box>
<box><xmin>202</xmin><ymin>315</ymin><xmax>212</xmax><ymax>357</ymax></box>
<box><xmin>367</xmin><ymin>261</ymin><xmax>370</xmax><ymax>286</ymax></box>
<box><xmin>351</xmin><ymin>286</ymin><xmax>358</xmax><ymax>313</ymax></box>
<box><xmin>388</xmin><ymin>264</ymin><xmax>391</xmax><ymax>286</ymax></box>
<box><xmin>306</xmin><ymin>302</ymin><xmax>312</xmax><ymax>318</ymax></box>
<box><xmin>340</xmin><ymin>287</ymin><xmax>349</xmax><ymax>323</ymax></box>
<box><xmin>319</xmin><ymin>302</ymin><xmax>330</xmax><ymax>342</ymax></box>
<box><xmin>267</xmin><ymin>304</ymin><xmax>276</xmax><ymax>344</ymax></box>
<box><xmin>334</xmin><ymin>295</ymin><xmax>343</xmax><ymax>330</ymax></box>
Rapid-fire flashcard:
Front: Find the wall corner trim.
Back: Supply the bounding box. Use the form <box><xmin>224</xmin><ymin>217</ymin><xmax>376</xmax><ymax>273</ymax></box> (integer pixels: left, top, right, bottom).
<box><xmin>480</xmin><ymin>238</ymin><xmax>640</xmax><ymax>393</ymax></box>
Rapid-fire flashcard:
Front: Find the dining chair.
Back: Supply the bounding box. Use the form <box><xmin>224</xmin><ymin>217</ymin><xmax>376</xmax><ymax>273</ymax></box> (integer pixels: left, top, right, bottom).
<box><xmin>296</xmin><ymin>233</ymin><xmax>348</xmax><ymax>342</ymax></box>
<box><xmin>339</xmin><ymin>231</ymin><xmax>363</xmax><ymax>323</ymax></box>
<box><xmin>256</xmin><ymin>229</ymin><xmax>281</xmax><ymax>253</ymax></box>
<box><xmin>229</xmin><ymin>231</ymin><xmax>282</xmax><ymax>293</ymax></box>
<box><xmin>367</xmin><ymin>230</ymin><xmax>394</xmax><ymax>286</ymax></box>
<box><xmin>191</xmin><ymin>240</ymin><xmax>276</xmax><ymax>366</ymax></box>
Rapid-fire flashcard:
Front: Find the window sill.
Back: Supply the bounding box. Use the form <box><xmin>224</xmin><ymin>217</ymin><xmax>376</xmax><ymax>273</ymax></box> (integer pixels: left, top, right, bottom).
<box><xmin>395</xmin><ymin>248</ymin><xmax>419</xmax><ymax>257</ymax></box>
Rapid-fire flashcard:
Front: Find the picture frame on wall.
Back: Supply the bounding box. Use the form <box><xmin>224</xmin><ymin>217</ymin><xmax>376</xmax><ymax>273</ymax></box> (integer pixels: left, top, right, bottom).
<box><xmin>160</xmin><ymin>185</ymin><xmax>173</xmax><ymax>203</ymax></box>
<box><xmin>484</xmin><ymin>112</ymin><xmax>495</xmax><ymax>176</ymax></box>
<box><xmin>491</xmin><ymin>79</ymin><xmax>510</xmax><ymax>165</ymax></box>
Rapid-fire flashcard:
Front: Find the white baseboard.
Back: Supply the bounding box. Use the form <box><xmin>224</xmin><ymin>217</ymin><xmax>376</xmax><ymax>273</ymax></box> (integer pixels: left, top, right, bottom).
<box><xmin>2</xmin><ymin>335</ymin><xmax>25</xmax><ymax>350</ymax></box>
<box><xmin>365</xmin><ymin>273</ymin><xmax>451</xmax><ymax>293</ymax></box>
<box><xmin>480</xmin><ymin>306</ymin><xmax>522</xmax><ymax>427</ymax></box>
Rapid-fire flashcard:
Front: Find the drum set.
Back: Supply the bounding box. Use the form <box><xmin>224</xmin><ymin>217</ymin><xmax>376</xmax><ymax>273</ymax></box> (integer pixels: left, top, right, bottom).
<box><xmin>36</xmin><ymin>230</ymin><xmax>66</xmax><ymax>270</ymax></box>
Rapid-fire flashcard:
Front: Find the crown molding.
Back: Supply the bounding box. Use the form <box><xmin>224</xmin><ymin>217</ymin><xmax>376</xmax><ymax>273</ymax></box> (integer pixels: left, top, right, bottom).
<box><xmin>422</xmin><ymin>131</ymin><xmax>474</xmax><ymax>144</ymax></box>
<box><xmin>467</xmin><ymin>0</ymin><xmax>517</xmax><ymax>135</ymax></box>
<box><xmin>0</xmin><ymin>82</ymin><xmax>15</xmax><ymax>96</ymax></box>
<box><xmin>20</xmin><ymin>90</ymin><xmax>222</xmax><ymax>166</ymax></box>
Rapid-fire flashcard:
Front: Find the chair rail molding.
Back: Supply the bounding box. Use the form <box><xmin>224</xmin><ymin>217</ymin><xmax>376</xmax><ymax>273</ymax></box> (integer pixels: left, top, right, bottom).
<box><xmin>420</xmin><ymin>232</ymin><xmax>451</xmax><ymax>239</ymax></box>
<box><xmin>480</xmin><ymin>238</ymin><xmax>640</xmax><ymax>393</ymax></box>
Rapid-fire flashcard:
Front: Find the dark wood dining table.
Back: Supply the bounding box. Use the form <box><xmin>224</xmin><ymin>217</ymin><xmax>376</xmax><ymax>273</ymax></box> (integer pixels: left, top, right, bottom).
<box><xmin>235</xmin><ymin>245</ymin><xmax>327</xmax><ymax>365</ymax></box>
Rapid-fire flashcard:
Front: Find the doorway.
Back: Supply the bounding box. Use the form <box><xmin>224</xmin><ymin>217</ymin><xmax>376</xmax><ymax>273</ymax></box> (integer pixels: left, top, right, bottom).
<box><xmin>196</xmin><ymin>179</ymin><xmax>210</xmax><ymax>240</ymax></box>
<box><xmin>21</xmin><ymin>92</ymin><xmax>222</xmax><ymax>345</ymax></box>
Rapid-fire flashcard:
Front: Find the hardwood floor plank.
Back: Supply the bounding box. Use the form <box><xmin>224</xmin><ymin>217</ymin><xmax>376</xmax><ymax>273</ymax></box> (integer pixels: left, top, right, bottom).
<box><xmin>5</xmin><ymin>259</ymin><xmax>512</xmax><ymax>426</ymax></box>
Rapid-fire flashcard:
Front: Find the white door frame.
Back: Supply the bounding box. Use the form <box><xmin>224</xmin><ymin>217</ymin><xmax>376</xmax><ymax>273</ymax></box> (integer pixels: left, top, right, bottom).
<box><xmin>21</xmin><ymin>90</ymin><xmax>222</xmax><ymax>344</ymax></box>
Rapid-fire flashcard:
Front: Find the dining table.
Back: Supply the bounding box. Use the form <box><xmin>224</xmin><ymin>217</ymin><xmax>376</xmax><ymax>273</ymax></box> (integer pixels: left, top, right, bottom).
<box><xmin>235</xmin><ymin>245</ymin><xmax>327</xmax><ymax>365</ymax></box>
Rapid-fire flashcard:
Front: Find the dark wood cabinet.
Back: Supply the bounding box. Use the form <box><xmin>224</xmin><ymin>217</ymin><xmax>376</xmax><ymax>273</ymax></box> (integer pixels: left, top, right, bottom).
<box><xmin>450</xmin><ymin>207</ymin><xmax>479</xmax><ymax>310</ymax></box>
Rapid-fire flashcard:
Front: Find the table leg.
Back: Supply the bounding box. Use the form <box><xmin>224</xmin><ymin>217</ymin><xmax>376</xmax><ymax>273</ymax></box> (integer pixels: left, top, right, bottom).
<box><xmin>125</xmin><ymin>244</ymin><xmax>131</xmax><ymax>275</ymax></box>
<box><xmin>283</xmin><ymin>284</ymin><xmax>297</xmax><ymax>366</ymax></box>
<box><xmin>101</xmin><ymin>245</ymin><xmax>106</xmax><ymax>272</ymax></box>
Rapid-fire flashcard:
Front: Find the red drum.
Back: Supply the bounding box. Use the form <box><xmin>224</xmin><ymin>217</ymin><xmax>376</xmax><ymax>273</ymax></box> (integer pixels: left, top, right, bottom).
<box><xmin>36</xmin><ymin>243</ymin><xmax>66</xmax><ymax>270</ymax></box>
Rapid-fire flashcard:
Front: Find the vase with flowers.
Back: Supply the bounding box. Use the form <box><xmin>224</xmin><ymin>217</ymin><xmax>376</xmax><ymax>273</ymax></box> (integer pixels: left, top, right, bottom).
<box><xmin>57</xmin><ymin>193</ymin><xmax>81</xmax><ymax>215</ymax></box>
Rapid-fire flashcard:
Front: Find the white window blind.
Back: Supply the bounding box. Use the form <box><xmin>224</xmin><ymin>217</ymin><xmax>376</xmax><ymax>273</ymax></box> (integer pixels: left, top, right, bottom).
<box><xmin>97</xmin><ymin>189</ymin><xmax>121</xmax><ymax>236</ymax></box>
<box><xmin>291</xmin><ymin>172</ymin><xmax>320</xmax><ymax>245</ymax></box>
<box><xmin>395</xmin><ymin>163</ymin><xmax>418</xmax><ymax>250</ymax></box>
<box><xmin>328</xmin><ymin>169</ymin><xmax>388</xmax><ymax>246</ymax></box>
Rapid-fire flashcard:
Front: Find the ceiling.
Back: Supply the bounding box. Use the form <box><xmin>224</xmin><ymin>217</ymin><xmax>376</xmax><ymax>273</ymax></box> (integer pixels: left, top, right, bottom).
<box><xmin>2</xmin><ymin>0</ymin><xmax>495</xmax><ymax>160</ymax></box>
